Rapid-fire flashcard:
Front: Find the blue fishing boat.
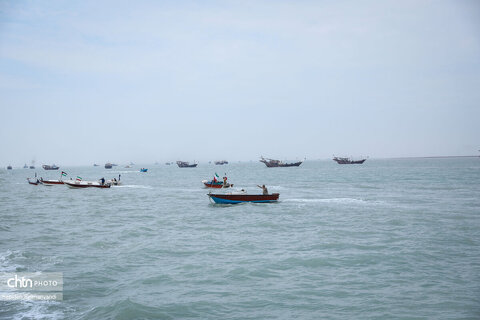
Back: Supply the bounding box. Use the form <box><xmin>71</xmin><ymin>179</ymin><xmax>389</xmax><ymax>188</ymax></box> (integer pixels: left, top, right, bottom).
<box><xmin>140</xmin><ymin>168</ymin><xmax>148</xmax><ymax>172</ymax></box>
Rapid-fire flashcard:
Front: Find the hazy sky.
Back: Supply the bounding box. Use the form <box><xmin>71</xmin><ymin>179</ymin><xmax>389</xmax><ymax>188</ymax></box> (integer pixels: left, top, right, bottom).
<box><xmin>1</xmin><ymin>0</ymin><xmax>479</xmax><ymax>166</ymax></box>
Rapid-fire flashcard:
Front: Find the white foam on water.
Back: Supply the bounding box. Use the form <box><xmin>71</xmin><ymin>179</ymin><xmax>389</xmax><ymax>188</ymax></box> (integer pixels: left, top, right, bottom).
<box><xmin>0</xmin><ymin>249</ymin><xmax>24</xmax><ymax>272</ymax></box>
<box><xmin>284</xmin><ymin>198</ymin><xmax>367</xmax><ymax>204</ymax></box>
<box><xmin>12</xmin><ymin>301</ymin><xmax>64</xmax><ymax>320</ymax></box>
<box><xmin>265</xmin><ymin>185</ymin><xmax>287</xmax><ymax>190</ymax></box>
<box><xmin>113</xmin><ymin>185</ymin><xmax>153</xmax><ymax>189</ymax></box>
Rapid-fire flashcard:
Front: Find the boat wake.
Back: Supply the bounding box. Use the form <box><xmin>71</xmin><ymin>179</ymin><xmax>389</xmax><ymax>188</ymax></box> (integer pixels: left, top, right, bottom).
<box><xmin>284</xmin><ymin>198</ymin><xmax>368</xmax><ymax>204</ymax></box>
<box><xmin>114</xmin><ymin>185</ymin><xmax>153</xmax><ymax>189</ymax></box>
<box><xmin>108</xmin><ymin>170</ymin><xmax>137</xmax><ymax>174</ymax></box>
<box><xmin>264</xmin><ymin>185</ymin><xmax>287</xmax><ymax>190</ymax></box>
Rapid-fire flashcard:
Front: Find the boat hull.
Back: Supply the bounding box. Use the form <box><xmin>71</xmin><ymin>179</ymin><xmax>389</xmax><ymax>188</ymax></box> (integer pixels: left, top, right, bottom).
<box><xmin>333</xmin><ymin>158</ymin><xmax>366</xmax><ymax>164</ymax></box>
<box><xmin>208</xmin><ymin>193</ymin><xmax>279</xmax><ymax>204</ymax></box>
<box><xmin>261</xmin><ymin>161</ymin><xmax>303</xmax><ymax>167</ymax></box>
<box><xmin>40</xmin><ymin>180</ymin><xmax>64</xmax><ymax>185</ymax></box>
<box><xmin>64</xmin><ymin>181</ymin><xmax>110</xmax><ymax>188</ymax></box>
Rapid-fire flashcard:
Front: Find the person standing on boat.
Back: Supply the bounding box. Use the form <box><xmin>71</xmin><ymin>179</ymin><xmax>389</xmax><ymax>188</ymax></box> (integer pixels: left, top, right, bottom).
<box><xmin>100</xmin><ymin>177</ymin><xmax>105</xmax><ymax>185</ymax></box>
<box><xmin>223</xmin><ymin>175</ymin><xmax>228</xmax><ymax>187</ymax></box>
<box><xmin>257</xmin><ymin>184</ymin><xmax>268</xmax><ymax>195</ymax></box>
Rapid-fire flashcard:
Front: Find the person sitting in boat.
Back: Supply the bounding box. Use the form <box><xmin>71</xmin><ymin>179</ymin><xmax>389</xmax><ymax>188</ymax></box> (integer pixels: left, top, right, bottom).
<box><xmin>257</xmin><ymin>184</ymin><xmax>268</xmax><ymax>195</ymax></box>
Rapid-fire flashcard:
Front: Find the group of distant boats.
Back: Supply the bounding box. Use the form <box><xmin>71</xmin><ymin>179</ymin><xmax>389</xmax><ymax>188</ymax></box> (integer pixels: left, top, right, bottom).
<box><xmin>6</xmin><ymin>163</ymin><xmax>59</xmax><ymax>170</ymax></box>
<box><xmin>258</xmin><ymin>156</ymin><xmax>367</xmax><ymax>167</ymax></box>
<box><xmin>18</xmin><ymin>155</ymin><xmax>369</xmax><ymax>205</ymax></box>
<box><xmin>27</xmin><ymin>172</ymin><xmax>121</xmax><ymax>189</ymax></box>
<box><xmin>6</xmin><ymin>156</ymin><xmax>368</xmax><ymax>171</ymax></box>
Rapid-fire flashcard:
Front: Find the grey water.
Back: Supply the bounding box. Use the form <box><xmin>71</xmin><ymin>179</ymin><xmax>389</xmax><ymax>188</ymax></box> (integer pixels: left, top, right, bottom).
<box><xmin>1</xmin><ymin>158</ymin><xmax>479</xmax><ymax>319</ymax></box>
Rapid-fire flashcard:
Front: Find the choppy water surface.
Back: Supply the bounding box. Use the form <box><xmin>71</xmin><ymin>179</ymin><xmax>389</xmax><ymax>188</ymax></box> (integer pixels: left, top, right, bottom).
<box><xmin>1</xmin><ymin>158</ymin><xmax>479</xmax><ymax>319</ymax></box>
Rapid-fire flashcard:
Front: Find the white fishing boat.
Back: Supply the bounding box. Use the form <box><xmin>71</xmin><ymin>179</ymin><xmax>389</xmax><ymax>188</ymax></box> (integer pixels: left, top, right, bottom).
<box><xmin>40</xmin><ymin>179</ymin><xmax>64</xmax><ymax>185</ymax></box>
<box><xmin>64</xmin><ymin>180</ymin><xmax>111</xmax><ymax>189</ymax></box>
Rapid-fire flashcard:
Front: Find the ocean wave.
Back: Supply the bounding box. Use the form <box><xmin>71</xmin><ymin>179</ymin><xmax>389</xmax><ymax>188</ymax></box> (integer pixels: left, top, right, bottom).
<box><xmin>0</xmin><ymin>250</ymin><xmax>24</xmax><ymax>272</ymax></box>
<box><xmin>12</xmin><ymin>301</ymin><xmax>64</xmax><ymax>320</ymax></box>
<box><xmin>82</xmin><ymin>298</ymin><xmax>168</xmax><ymax>319</ymax></box>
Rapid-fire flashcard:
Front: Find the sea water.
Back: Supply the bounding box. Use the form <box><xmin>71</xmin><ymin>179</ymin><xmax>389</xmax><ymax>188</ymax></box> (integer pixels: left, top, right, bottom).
<box><xmin>0</xmin><ymin>158</ymin><xmax>479</xmax><ymax>319</ymax></box>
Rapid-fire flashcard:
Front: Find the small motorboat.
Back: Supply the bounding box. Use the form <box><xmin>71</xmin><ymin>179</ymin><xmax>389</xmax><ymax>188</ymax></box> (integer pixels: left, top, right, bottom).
<box><xmin>202</xmin><ymin>180</ymin><xmax>233</xmax><ymax>188</ymax></box>
<box><xmin>140</xmin><ymin>168</ymin><xmax>148</xmax><ymax>172</ymax></box>
<box><xmin>105</xmin><ymin>163</ymin><xmax>113</xmax><ymax>169</ymax></box>
<box><xmin>7</xmin><ymin>165</ymin><xmax>12</xmax><ymax>170</ymax></box>
<box><xmin>27</xmin><ymin>178</ymin><xmax>40</xmax><ymax>185</ymax></box>
<box><xmin>332</xmin><ymin>156</ymin><xmax>367</xmax><ymax>164</ymax></box>
<box><xmin>23</xmin><ymin>164</ymin><xmax>28</xmax><ymax>169</ymax></box>
<box><xmin>176</xmin><ymin>161</ymin><xmax>197</xmax><ymax>168</ymax></box>
<box><xmin>40</xmin><ymin>178</ymin><xmax>64</xmax><ymax>185</ymax></box>
<box><xmin>64</xmin><ymin>180</ymin><xmax>111</xmax><ymax>189</ymax></box>
<box><xmin>42</xmin><ymin>164</ymin><xmax>60</xmax><ymax>170</ymax></box>
<box><xmin>208</xmin><ymin>192</ymin><xmax>280</xmax><ymax>204</ymax></box>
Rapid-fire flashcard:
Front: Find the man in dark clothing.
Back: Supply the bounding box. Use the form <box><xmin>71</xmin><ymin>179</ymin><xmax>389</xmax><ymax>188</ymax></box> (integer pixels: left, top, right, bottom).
<box><xmin>257</xmin><ymin>184</ymin><xmax>268</xmax><ymax>195</ymax></box>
